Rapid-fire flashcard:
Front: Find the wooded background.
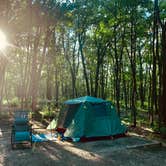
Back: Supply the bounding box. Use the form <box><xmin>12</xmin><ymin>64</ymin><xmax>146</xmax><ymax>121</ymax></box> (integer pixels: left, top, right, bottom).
<box><xmin>0</xmin><ymin>0</ymin><xmax>166</xmax><ymax>133</ymax></box>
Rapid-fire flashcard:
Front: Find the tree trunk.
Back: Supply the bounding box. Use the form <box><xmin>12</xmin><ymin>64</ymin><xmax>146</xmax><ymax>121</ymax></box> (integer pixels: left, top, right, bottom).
<box><xmin>122</xmin><ymin>65</ymin><xmax>128</xmax><ymax>111</ymax></box>
<box><xmin>0</xmin><ymin>57</ymin><xmax>7</xmax><ymax>109</ymax></box>
<box><xmin>138</xmin><ymin>46</ymin><xmax>144</xmax><ymax>108</ymax></box>
<box><xmin>79</xmin><ymin>41</ymin><xmax>90</xmax><ymax>96</ymax></box>
<box><xmin>160</xmin><ymin>22</ymin><xmax>166</xmax><ymax>127</ymax></box>
<box><xmin>127</xmin><ymin>12</ymin><xmax>137</xmax><ymax>127</ymax></box>
<box><xmin>151</xmin><ymin>0</ymin><xmax>159</xmax><ymax>125</ymax></box>
<box><xmin>31</xmin><ymin>27</ymin><xmax>41</xmax><ymax>111</ymax></box>
<box><xmin>94</xmin><ymin>46</ymin><xmax>101</xmax><ymax>97</ymax></box>
<box><xmin>46</xmin><ymin>64</ymin><xmax>52</xmax><ymax>101</ymax></box>
<box><xmin>154</xmin><ymin>0</ymin><xmax>166</xmax><ymax>130</ymax></box>
<box><xmin>55</xmin><ymin>68</ymin><xmax>59</xmax><ymax>106</ymax></box>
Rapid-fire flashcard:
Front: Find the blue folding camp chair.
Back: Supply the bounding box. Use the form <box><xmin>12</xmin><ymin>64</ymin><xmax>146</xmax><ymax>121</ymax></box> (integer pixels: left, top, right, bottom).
<box><xmin>11</xmin><ymin>110</ymin><xmax>32</xmax><ymax>149</ymax></box>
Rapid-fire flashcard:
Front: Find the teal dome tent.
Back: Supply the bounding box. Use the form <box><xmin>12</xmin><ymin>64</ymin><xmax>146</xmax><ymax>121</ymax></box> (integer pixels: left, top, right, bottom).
<box><xmin>56</xmin><ymin>96</ymin><xmax>127</xmax><ymax>140</ymax></box>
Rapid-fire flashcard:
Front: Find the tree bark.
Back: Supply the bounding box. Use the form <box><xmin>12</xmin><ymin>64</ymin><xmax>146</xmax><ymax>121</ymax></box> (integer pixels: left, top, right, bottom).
<box><xmin>0</xmin><ymin>57</ymin><xmax>7</xmax><ymax>109</ymax></box>
<box><xmin>79</xmin><ymin>40</ymin><xmax>90</xmax><ymax>96</ymax></box>
<box><xmin>31</xmin><ymin>27</ymin><xmax>41</xmax><ymax>111</ymax></box>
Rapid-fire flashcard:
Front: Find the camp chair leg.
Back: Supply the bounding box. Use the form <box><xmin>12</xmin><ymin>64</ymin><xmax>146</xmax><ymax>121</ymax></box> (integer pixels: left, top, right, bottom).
<box><xmin>11</xmin><ymin>132</ymin><xmax>15</xmax><ymax>150</ymax></box>
<box><xmin>30</xmin><ymin>127</ymin><xmax>33</xmax><ymax>148</ymax></box>
<box><xmin>30</xmin><ymin>138</ymin><xmax>33</xmax><ymax>148</ymax></box>
<box><xmin>11</xmin><ymin>144</ymin><xmax>14</xmax><ymax>150</ymax></box>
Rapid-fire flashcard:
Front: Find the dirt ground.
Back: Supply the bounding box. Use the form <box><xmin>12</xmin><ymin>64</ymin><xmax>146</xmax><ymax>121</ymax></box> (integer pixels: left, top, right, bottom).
<box><xmin>1</xmin><ymin>109</ymin><xmax>166</xmax><ymax>166</ymax></box>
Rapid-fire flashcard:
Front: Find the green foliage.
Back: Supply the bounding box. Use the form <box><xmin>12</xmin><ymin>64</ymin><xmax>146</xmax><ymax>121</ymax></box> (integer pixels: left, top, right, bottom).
<box><xmin>159</xmin><ymin>0</ymin><xmax>166</xmax><ymax>19</ymax></box>
<box><xmin>9</xmin><ymin>98</ymin><xmax>20</xmax><ymax>107</ymax></box>
<box><xmin>0</xmin><ymin>0</ymin><xmax>164</xmax><ymax>135</ymax></box>
<box><xmin>160</xmin><ymin>127</ymin><xmax>166</xmax><ymax>135</ymax></box>
<box><xmin>39</xmin><ymin>104</ymin><xmax>57</xmax><ymax>119</ymax></box>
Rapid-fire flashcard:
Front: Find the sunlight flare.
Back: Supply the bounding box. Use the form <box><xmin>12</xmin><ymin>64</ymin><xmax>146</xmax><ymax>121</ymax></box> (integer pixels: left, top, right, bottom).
<box><xmin>0</xmin><ymin>30</ymin><xmax>8</xmax><ymax>50</ymax></box>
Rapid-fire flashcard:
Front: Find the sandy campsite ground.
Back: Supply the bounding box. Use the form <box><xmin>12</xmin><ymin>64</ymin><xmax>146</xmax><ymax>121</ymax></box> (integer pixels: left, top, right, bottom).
<box><xmin>1</xmin><ymin>109</ymin><xmax>166</xmax><ymax>166</ymax></box>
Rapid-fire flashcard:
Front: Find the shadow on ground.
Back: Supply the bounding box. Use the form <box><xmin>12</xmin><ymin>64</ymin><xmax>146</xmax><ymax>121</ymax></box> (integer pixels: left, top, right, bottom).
<box><xmin>3</xmin><ymin>141</ymin><xmax>112</xmax><ymax>166</ymax></box>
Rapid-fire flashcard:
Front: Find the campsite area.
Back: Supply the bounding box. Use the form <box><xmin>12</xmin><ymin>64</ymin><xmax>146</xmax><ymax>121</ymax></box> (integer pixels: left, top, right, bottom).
<box><xmin>1</xmin><ymin>108</ymin><xmax>166</xmax><ymax>166</ymax></box>
<box><xmin>0</xmin><ymin>0</ymin><xmax>166</xmax><ymax>166</ymax></box>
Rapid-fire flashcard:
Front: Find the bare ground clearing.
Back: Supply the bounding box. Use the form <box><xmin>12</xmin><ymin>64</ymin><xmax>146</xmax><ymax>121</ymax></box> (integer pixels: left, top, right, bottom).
<box><xmin>0</xmin><ymin>109</ymin><xmax>166</xmax><ymax>166</ymax></box>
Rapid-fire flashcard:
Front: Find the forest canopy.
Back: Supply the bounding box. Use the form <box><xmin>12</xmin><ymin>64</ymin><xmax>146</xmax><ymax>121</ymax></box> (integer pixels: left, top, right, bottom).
<box><xmin>0</xmin><ymin>0</ymin><xmax>166</xmax><ymax>133</ymax></box>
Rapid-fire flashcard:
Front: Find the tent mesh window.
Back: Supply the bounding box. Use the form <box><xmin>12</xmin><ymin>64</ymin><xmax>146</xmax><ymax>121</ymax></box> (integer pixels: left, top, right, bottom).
<box><xmin>57</xmin><ymin>104</ymin><xmax>80</xmax><ymax>128</ymax></box>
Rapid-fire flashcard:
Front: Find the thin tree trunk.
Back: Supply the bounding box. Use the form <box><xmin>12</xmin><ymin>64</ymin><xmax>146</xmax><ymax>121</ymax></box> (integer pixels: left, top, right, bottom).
<box><xmin>79</xmin><ymin>41</ymin><xmax>90</xmax><ymax>96</ymax></box>
<box><xmin>126</xmin><ymin>12</ymin><xmax>137</xmax><ymax>127</ymax></box>
<box><xmin>55</xmin><ymin>68</ymin><xmax>59</xmax><ymax>106</ymax></box>
<box><xmin>138</xmin><ymin>46</ymin><xmax>144</xmax><ymax>108</ymax></box>
<box><xmin>94</xmin><ymin>41</ymin><xmax>106</xmax><ymax>97</ymax></box>
<box><xmin>0</xmin><ymin>57</ymin><xmax>7</xmax><ymax>109</ymax></box>
<box><xmin>160</xmin><ymin>22</ymin><xmax>166</xmax><ymax>127</ymax></box>
<box><xmin>46</xmin><ymin>64</ymin><xmax>52</xmax><ymax>100</ymax></box>
<box><xmin>31</xmin><ymin>27</ymin><xmax>41</xmax><ymax>111</ymax></box>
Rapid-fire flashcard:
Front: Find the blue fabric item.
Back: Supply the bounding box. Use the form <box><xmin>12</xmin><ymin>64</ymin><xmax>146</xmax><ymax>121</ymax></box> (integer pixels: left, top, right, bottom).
<box><xmin>32</xmin><ymin>134</ymin><xmax>47</xmax><ymax>142</ymax></box>
<box><xmin>32</xmin><ymin>133</ymin><xmax>58</xmax><ymax>142</ymax></box>
<box><xmin>15</xmin><ymin>131</ymin><xmax>31</xmax><ymax>141</ymax></box>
